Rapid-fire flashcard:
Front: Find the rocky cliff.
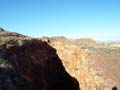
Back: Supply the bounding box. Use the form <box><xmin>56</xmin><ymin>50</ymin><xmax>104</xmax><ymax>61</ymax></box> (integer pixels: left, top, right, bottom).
<box><xmin>0</xmin><ymin>39</ymin><xmax>79</xmax><ymax>90</ymax></box>
<box><xmin>46</xmin><ymin>38</ymin><xmax>118</xmax><ymax>90</ymax></box>
<box><xmin>0</xmin><ymin>28</ymin><xmax>119</xmax><ymax>90</ymax></box>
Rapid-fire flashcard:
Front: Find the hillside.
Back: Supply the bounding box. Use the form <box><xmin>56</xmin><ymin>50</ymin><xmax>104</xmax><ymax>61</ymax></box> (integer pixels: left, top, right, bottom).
<box><xmin>0</xmin><ymin>28</ymin><xmax>31</xmax><ymax>45</ymax></box>
<box><xmin>47</xmin><ymin>37</ymin><xmax>120</xmax><ymax>90</ymax></box>
<box><xmin>0</xmin><ymin>28</ymin><xmax>120</xmax><ymax>90</ymax></box>
<box><xmin>72</xmin><ymin>37</ymin><xmax>120</xmax><ymax>88</ymax></box>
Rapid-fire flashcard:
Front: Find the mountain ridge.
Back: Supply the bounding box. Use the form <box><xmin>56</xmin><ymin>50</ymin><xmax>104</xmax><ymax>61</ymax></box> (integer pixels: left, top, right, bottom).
<box><xmin>0</xmin><ymin>28</ymin><xmax>120</xmax><ymax>90</ymax></box>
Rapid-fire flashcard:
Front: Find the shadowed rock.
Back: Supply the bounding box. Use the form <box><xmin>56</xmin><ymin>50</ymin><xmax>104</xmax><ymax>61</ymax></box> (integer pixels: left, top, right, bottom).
<box><xmin>112</xmin><ymin>86</ymin><xmax>117</xmax><ymax>90</ymax></box>
<box><xmin>2</xmin><ymin>39</ymin><xmax>80</xmax><ymax>90</ymax></box>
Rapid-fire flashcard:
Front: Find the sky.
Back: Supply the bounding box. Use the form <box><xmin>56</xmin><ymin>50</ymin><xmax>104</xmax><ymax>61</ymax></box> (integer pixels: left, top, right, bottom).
<box><xmin>0</xmin><ymin>0</ymin><xmax>120</xmax><ymax>41</ymax></box>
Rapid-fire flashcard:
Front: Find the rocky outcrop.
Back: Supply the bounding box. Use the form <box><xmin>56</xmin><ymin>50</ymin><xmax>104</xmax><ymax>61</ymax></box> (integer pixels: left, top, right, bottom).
<box><xmin>0</xmin><ymin>39</ymin><xmax>79</xmax><ymax>90</ymax></box>
<box><xmin>50</xmin><ymin>40</ymin><xmax>117</xmax><ymax>90</ymax></box>
<box><xmin>1</xmin><ymin>28</ymin><xmax>119</xmax><ymax>90</ymax></box>
<box><xmin>0</xmin><ymin>27</ymin><xmax>30</xmax><ymax>45</ymax></box>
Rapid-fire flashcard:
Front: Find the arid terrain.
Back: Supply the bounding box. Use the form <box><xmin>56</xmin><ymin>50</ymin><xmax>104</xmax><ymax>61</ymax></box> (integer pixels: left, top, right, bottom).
<box><xmin>49</xmin><ymin>37</ymin><xmax>120</xmax><ymax>90</ymax></box>
<box><xmin>0</xmin><ymin>27</ymin><xmax>120</xmax><ymax>90</ymax></box>
<box><xmin>73</xmin><ymin>38</ymin><xmax>120</xmax><ymax>88</ymax></box>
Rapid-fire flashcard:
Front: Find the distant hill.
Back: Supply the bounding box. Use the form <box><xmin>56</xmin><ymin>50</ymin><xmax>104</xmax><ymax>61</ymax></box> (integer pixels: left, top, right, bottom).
<box><xmin>73</xmin><ymin>38</ymin><xmax>97</xmax><ymax>45</ymax></box>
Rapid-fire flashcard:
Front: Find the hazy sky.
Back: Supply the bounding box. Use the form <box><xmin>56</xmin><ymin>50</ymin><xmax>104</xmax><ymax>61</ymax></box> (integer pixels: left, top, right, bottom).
<box><xmin>0</xmin><ymin>0</ymin><xmax>120</xmax><ymax>41</ymax></box>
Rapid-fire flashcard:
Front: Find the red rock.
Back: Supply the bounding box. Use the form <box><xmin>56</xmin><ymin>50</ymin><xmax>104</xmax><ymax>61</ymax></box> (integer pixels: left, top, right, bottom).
<box><xmin>3</xmin><ymin>39</ymin><xmax>79</xmax><ymax>90</ymax></box>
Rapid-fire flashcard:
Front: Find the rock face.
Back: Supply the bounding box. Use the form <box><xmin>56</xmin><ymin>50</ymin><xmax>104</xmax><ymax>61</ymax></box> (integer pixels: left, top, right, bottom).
<box><xmin>0</xmin><ymin>28</ymin><xmax>119</xmax><ymax>90</ymax></box>
<box><xmin>49</xmin><ymin>39</ymin><xmax>117</xmax><ymax>90</ymax></box>
<box><xmin>0</xmin><ymin>39</ymin><xmax>79</xmax><ymax>90</ymax></box>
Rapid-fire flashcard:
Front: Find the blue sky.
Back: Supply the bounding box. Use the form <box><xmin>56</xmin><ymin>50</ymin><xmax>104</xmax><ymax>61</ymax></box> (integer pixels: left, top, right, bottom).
<box><xmin>0</xmin><ymin>0</ymin><xmax>120</xmax><ymax>41</ymax></box>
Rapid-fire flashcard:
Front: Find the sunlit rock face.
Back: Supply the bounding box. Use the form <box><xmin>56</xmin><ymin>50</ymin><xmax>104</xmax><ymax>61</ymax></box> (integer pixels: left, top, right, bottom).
<box><xmin>50</xmin><ymin>39</ymin><xmax>116</xmax><ymax>90</ymax></box>
<box><xmin>1</xmin><ymin>39</ymin><xmax>79</xmax><ymax>90</ymax></box>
